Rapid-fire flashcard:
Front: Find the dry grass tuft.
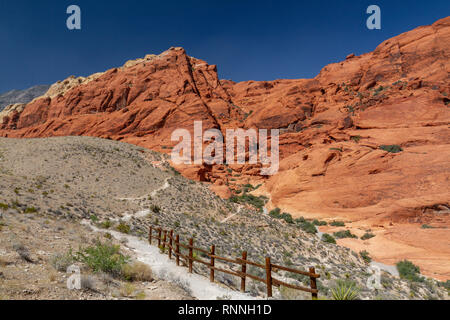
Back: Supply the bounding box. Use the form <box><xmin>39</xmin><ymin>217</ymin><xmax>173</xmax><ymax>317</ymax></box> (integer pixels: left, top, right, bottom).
<box><xmin>121</xmin><ymin>261</ymin><xmax>153</xmax><ymax>282</ymax></box>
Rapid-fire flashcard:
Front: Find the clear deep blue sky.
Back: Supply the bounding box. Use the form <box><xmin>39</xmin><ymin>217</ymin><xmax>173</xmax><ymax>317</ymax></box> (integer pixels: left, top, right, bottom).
<box><xmin>0</xmin><ymin>0</ymin><xmax>448</xmax><ymax>93</ymax></box>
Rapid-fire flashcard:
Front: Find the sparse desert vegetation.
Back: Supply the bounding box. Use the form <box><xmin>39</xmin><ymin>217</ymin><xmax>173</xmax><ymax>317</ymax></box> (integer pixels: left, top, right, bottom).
<box><xmin>0</xmin><ymin>136</ymin><xmax>447</xmax><ymax>300</ymax></box>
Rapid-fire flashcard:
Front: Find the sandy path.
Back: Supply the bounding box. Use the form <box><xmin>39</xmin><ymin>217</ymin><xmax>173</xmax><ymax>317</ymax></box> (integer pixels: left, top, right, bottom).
<box><xmin>82</xmin><ymin>220</ymin><xmax>257</xmax><ymax>300</ymax></box>
<box><xmin>117</xmin><ymin>178</ymin><xmax>171</xmax><ymax>201</ymax></box>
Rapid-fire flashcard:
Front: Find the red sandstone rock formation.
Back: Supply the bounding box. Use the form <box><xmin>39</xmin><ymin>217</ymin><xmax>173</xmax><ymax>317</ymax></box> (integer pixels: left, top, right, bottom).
<box><xmin>1</xmin><ymin>17</ymin><xmax>449</xmax><ymax>279</ymax></box>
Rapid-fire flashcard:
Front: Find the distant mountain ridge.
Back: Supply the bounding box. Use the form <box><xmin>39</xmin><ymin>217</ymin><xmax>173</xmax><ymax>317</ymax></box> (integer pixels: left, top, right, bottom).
<box><xmin>0</xmin><ymin>84</ymin><xmax>50</xmax><ymax>111</ymax></box>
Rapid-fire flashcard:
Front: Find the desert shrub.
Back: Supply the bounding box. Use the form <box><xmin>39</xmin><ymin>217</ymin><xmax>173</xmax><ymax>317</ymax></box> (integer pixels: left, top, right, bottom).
<box><xmin>24</xmin><ymin>207</ymin><xmax>38</xmax><ymax>214</ymax></box>
<box><xmin>169</xmin><ymin>167</ymin><xmax>181</xmax><ymax>176</ymax></box>
<box><xmin>280</xmin><ymin>212</ymin><xmax>294</xmax><ymax>224</ymax></box>
<box><xmin>330</xmin><ymin>220</ymin><xmax>345</xmax><ymax>227</ymax></box>
<box><xmin>331</xmin><ymin>280</ymin><xmax>360</xmax><ymax>300</ymax></box>
<box><xmin>380</xmin><ymin>145</ymin><xmax>403</xmax><ymax>153</ymax></box>
<box><xmin>150</xmin><ymin>204</ymin><xmax>161</xmax><ymax>213</ymax></box>
<box><xmin>298</xmin><ymin>221</ymin><xmax>317</xmax><ymax>234</ymax></box>
<box><xmin>242</xmin><ymin>184</ymin><xmax>257</xmax><ymax>193</ymax></box>
<box><xmin>373</xmin><ymin>86</ymin><xmax>384</xmax><ymax>96</ymax></box>
<box><xmin>333</xmin><ymin>230</ymin><xmax>357</xmax><ymax>239</ymax></box>
<box><xmin>0</xmin><ymin>203</ymin><xmax>8</xmax><ymax>211</ymax></box>
<box><xmin>361</xmin><ymin>232</ymin><xmax>375</xmax><ymax>240</ymax></box>
<box><xmin>121</xmin><ymin>261</ymin><xmax>153</xmax><ymax>282</ymax></box>
<box><xmin>74</xmin><ymin>241</ymin><xmax>129</xmax><ymax>276</ymax></box>
<box><xmin>13</xmin><ymin>242</ymin><xmax>33</xmax><ymax>262</ymax></box>
<box><xmin>439</xmin><ymin>280</ymin><xmax>450</xmax><ymax>291</ymax></box>
<box><xmin>269</xmin><ymin>208</ymin><xmax>281</xmax><ymax>219</ymax></box>
<box><xmin>116</xmin><ymin>222</ymin><xmax>130</xmax><ymax>234</ymax></box>
<box><xmin>120</xmin><ymin>283</ymin><xmax>136</xmax><ymax>297</ymax></box>
<box><xmin>360</xmin><ymin>250</ymin><xmax>372</xmax><ymax>263</ymax></box>
<box><xmin>421</xmin><ymin>224</ymin><xmax>434</xmax><ymax>229</ymax></box>
<box><xmin>322</xmin><ymin>233</ymin><xmax>336</xmax><ymax>244</ymax></box>
<box><xmin>313</xmin><ymin>220</ymin><xmax>327</xmax><ymax>226</ymax></box>
<box><xmin>396</xmin><ymin>260</ymin><xmax>424</xmax><ymax>282</ymax></box>
<box><xmin>50</xmin><ymin>250</ymin><xmax>75</xmax><ymax>272</ymax></box>
<box><xmin>229</xmin><ymin>194</ymin><xmax>267</xmax><ymax>212</ymax></box>
<box><xmin>295</xmin><ymin>217</ymin><xmax>306</xmax><ymax>224</ymax></box>
<box><xmin>100</xmin><ymin>220</ymin><xmax>113</xmax><ymax>229</ymax></box>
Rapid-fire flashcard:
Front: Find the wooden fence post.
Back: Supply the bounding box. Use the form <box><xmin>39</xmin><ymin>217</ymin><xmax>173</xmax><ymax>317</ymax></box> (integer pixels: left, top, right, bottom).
<box><xmin>240</xmin><ymin>251</ymin><xmax>247</xmax><ymax>292</ymax></box>
<box><xmin>210</xmin><ymin>245</ymin><xmax>215</xmax><ymax>283</ymax></box>
<box><xmin>188</xmin><ymin>238</ymin><xmax>194</xmax><ymax>273</ymax></box>
<box><xmin>168</xmin><ymin>230</ymin><xmax>173</xmax><ymax>259</ymax></box>
<box><xmin>265</xmin><ymin>257</ymin><xmax>272</xmax><ymax>298</ymax></box>
<box><xmin>309</xmin><ymin>267</ymin><xmax>318</xmax><ymax>300</ymax></box>
<box><xmin>145</xmin><ymin>225</ymin><xmax>319</xmax><ymax>298</ymax></box>
<box><xmin>157</xmin><ymin>228</ymin><xmax>162</xmax><ymax>247</ymax></box>
<box><xmin>162</xmin><ymin>230</ymin><xmax>167</xmax><ymax>252</ymax></box>
<box><xmin>175</xmin><ymin>235</ymin><xmax>180</xmax><ymax>266</ymax></box>
<box><xmin>149</xmin><ymin>226</ymin><xmax>152</xmax><ymax>244</ymax></box>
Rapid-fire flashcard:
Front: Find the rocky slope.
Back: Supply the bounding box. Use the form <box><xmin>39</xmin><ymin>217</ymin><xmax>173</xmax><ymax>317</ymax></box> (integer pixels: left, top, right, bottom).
<box><xmin>0</xmin><ymin>136</ymin><xmax>447</xmax><ymax>300</ymax></box>
<box><xmin>0</xmin><ymin>85</ymin><xmax>50</xmax><ymax>111</ymax></box>
<box><xmin>0</xmin><ymin>17</ymin><xmax>449</xmax><ymax>280</ymax></box>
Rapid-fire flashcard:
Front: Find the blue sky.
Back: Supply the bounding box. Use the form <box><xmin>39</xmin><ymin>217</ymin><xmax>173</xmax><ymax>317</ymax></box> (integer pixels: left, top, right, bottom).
<box><xmin>0</xmin><ymin>0</ymin><xmax>448</xmax><ymax>92</ymax></box>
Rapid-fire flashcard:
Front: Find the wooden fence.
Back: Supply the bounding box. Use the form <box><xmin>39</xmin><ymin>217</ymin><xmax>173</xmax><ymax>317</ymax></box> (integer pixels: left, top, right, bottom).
<box><xmin>148</xmin><ymin>225</ymin><xmax>320</xmax><ymax>299</ymax></box>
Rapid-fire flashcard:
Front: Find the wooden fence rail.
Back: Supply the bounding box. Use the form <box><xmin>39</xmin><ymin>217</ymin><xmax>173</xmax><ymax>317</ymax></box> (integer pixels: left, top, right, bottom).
<box><xmin>148</xmin><ymin>225</ymin><xmax>319</xmax><ymax>299</ymax></box>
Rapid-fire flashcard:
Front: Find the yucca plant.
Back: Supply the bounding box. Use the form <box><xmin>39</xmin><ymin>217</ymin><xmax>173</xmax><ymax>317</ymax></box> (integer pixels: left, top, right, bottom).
<box><xmin>331</xmin><ymin>280</ymin><xmax>360</xmax><ymax>300</ymax></box>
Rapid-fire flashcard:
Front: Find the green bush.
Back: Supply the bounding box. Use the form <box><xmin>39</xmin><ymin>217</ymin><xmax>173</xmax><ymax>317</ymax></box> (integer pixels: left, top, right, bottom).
<box><xmin>242</xmin><ymin>184</ymin><xmax>258</xmax><ymax>193</ymax></box>
<box><xmin>331</xmin><ymin>280</ymin><xmax>360</xmax><ymax>300</ymax></box>
<box><xmin>380</xmin><ymin>145</ymin><xmax>403</xmax><ymax>153</ymax></box>
<box><xmin>439</xmin><ymin>280</ymin><xmax>450</xmax><ymax>290</ymax></box>
<box><xmin>361</xmin><ymin>232</ymin><xmax>375</xmax><ymax>240</ymax></box>
<box><xmin>360</xmin><ymin>250</ymin><xmax>372</xmax><ymax>263</ymax></box>
<box><xmin>396</xmin><ymin>260</ymin><xmax>424</xmax><ymax>282</ymax></box>
<box><xmin>298</xmin><ymin>221</ymin><xmax>317</xmax><ymax>234</ymax></box>
<box><xmin>330</xmin><ymin>220</ymin><xmax>345</xmax><ymax>227</ymax></box>
<box><xmin>333</xmin><ymin>230</ymin><xmax>357</xmax><ymax>239</ymax></box>
<box><xmin>230</xmin><ymin>193</ymin><xmax>267</xmax><ymax>212</ymax></box>
<box><xmin>116</xmin><ymin>222</ymin><xmax>131</xmax><ymax>234</ymax></box>
<box><xmin>24</xmin><ymin>207</ymin><xmax>38</xmax><ymax>214</ymax></box>
<box><xmin>295</xmin><ymin>217</ymin><xmax>306</xmax><ymax>224</ymax></box>
<box><xmin>74</xmin><ymin>241</ymin><xmax>130</xmax><ymax>276</ymax></box>
<box><xmin>322</xmin><ymin>233</ymin><xmax>336</xmax><ymax>244</ymax></box>
<box><xmin>0</xmin><ymin>203</ymin><xmax>9</xmax><ymax>211</ymax></box>
<box><xmin>269</xmin><ymin>208</ymin><xmax>281</xmax><ymax>219</ymax></box>
<box><xmin>280</xmin><ymin>212</ymin><xmax>294</xmax><ymax>224</ymax></box>
<box><xmin>313</xmin><ymin>220</ymin><xmax>327</xmax><ymax>226</ymax></box>
<box><xmin>100</xmin><ymin>220</ymin><xmax>113</xmax><ymax>229</ymax></box>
